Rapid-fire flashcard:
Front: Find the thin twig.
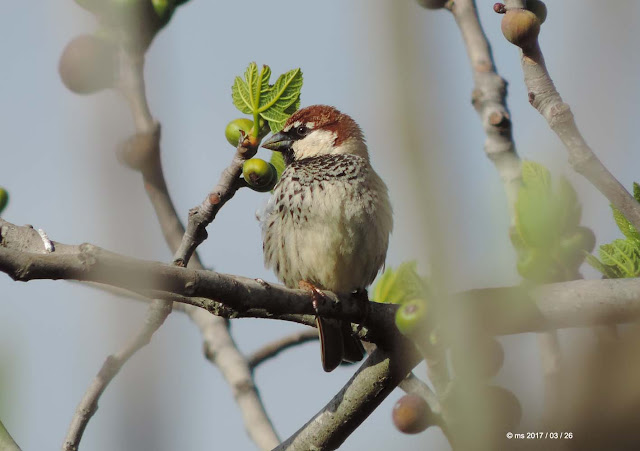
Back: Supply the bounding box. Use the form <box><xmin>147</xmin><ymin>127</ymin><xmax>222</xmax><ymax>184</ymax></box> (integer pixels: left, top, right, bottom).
<box><xmin>248</xmin><ymin>329</ymin><xmax>319</xmax><ymax>370</ymax></box>
<box><xmin>116</xmin><ymin>49</ymin><xmax>279</xmax><ymax>449</ymax></box>
<box><xmin>63</xmin><ymin>299</ymin><xmax>172</xmax><ymax>450</ymax></box>
<box><xmin>63</xmin><ymin>39</ymin><xmax>278</xmax><ymax>449</ymax></box>
<box><xmin>171</xmin><ymin>143</ymin><xmax>256</xmax><ymax>267</ymax></box>
<box><xmin>448</xmin><ymin>0</ymin><xmax>521</xmax><ymax>219</ymax></box>
<box><xmin>536</xmin><ymin>330</ymin><xmax>561</xmax><ymax>428</ymax></box>
<box><xmin>499</xmin><ymin>0</ymin><xmax>640</xmax><ymax>429</ymax></box>
<box><xmin>442</xmin><ymin>4</ymin><xmax>522</xmax><ymax>443</ymax></box>
<box><xmin>63</xmin><ymin>46</ymin><xmax>170</xmax><ymax>451</ymax></box>
<box><xmin>398</xmin><ymin>372</ymin><xmax>440</xmax><ymax>415</ymax></box>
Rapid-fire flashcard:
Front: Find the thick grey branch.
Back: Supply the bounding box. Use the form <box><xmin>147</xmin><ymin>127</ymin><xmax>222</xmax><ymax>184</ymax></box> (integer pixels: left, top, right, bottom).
<box><xmin>275</xmin><ymin>346</ymin><xmax>421</xmax><ymax>451</ymax></box>
<box><xmin>4</xmin><ymin>219</ymin><xmax>640</xmax><ymax>336</ymax></box>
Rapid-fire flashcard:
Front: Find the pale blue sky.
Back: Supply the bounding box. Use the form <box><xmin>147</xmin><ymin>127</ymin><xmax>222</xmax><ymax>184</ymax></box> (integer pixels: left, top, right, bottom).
<box><xmin>1</xmin><ymin>1</ymin><xmax>639</xmax><ymax>450</ymax></box>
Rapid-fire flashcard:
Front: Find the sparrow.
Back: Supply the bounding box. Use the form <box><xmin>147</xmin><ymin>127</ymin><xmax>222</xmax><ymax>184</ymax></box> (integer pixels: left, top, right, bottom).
<box><xmin>260</xmin><ymin>105</ymin><xmax>393</xmax><ymax>372</ymax></box>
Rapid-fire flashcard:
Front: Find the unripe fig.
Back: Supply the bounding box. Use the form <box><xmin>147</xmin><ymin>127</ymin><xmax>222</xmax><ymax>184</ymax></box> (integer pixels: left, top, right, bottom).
<box><xmin>415</xmin><ymin>0</ymin><xmax>446</xmax><ymax>9</ymax></box>
<box><xmin>225</xmin><ymin>118</ymin><xmax>254</xmax><ymax>147</ymax></box>
<box><xmin>395</xmin><ymin>299</ymin><xmax>428</xmax><ymax>337</ymax></box>
<box><xmin>0</xmin><ymin>187</ymin><xmax>8</xmax><ymax>214</ymax></box>
<box><xmin>484</xmin><ymin>385</ymin><xmax>522</xmax><ymax>430</ymax></box>
<box><xmin>151</xmin><ymin>0</ymin><xmax>176</xmax><ymax>21</ymax></box>
<box><xmin>243</xmin><ymin>159</ymin><xmax>277</xmax><ymax>192</ymax></box>
<box><xmin>444</xmin><ymin>384</ymin><xmax>522</xmax><ymax>436</ymax></box>
<box><xmin>501</xmin><ymin>9</ymin><xmax>540</xmax><ymax>49</ymax></box>
<box><xmin>59</xmin><ymin>35</ymin><xmax>116</xmax><ymax>94</ymax></box>
<box><xmin>526</xmin><ymin>0</ymin><xmax>547</xmax><ymax>24</ymax></box>
<box><xmin>392</xmin><ymin>394</ymin><xmax>432</xmax><ymax>434</ymax></box>
<box><xmin>452</xmin><ymin>337</ymin><xmax>504</xmax><ymax>380</ymax></box>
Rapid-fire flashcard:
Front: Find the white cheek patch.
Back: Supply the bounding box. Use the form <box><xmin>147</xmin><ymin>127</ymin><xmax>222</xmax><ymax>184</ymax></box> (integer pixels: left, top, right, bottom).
<box><xmin>292</xmin><ymin>129</ymin><xmax>337</xmax><ymax>159</ymax></box>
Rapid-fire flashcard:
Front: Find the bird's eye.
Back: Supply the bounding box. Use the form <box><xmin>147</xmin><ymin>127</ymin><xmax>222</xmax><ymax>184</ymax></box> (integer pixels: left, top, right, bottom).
<box><xmin>296</xmin><ymin>126</ymin><xmax>308</xmax><ymax>137</ymax></box>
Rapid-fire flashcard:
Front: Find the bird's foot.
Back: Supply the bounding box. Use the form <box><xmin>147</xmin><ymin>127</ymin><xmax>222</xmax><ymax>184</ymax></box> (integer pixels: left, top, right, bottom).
<box><xmin>352</xmin><ymin>288</ymin><xmax>371</xmax><ymax>332</ymax></box>
<box><xmin>298</xmin><ymin>280</ymin><xmax>328</xmax><ymax>314</ymax></box>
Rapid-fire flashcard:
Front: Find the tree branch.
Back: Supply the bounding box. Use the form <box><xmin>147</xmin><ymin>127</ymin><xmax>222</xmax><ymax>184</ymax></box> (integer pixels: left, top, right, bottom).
<box><xmin>398</xmin><ymin>372</ymin><xmax>440</xmax><ymax>415</ymax></box>
<box><xmin>171</xmin><ymin>141</ymin><xmax>256</xmax><ymax>267</ymax></box>
<box><xmin>7</xmin><ymin>218</ymin><xmax>640</xmax><ymax>448</ymax></box>
<box><xmin>0</xmin><ymin>418</ymin><xmax>21</xmax><ymax>451</ymax></box>
<box><xmin>67</xmin><ymin>37</ymin><xmax>279</xmax><ymax>449</ymax></box>
<box><xmin>448</xmin><ymin>0</ymin><xmax>521</xmax><ymax>219</ymax></box>
<box><xmin>501</xmin><ymin>0</ymin><xmax>640</xmax><ymax>232</ymax></box>
<box><xmin>63</xmin><ymin>299</ymin><xmax>172</xmax><ymax>451</ymax></box>
<box><xmin>248</xmin><ymin>329</ymin><xmax>319</xmax><ymax>371</ymax></box>
<box><xmin>116</xmin><ymin>56</ymin><xmax>279</xmax><ymax>449</ymax></box>
<box><xmin>275</xmin><ymin>346</ymin><xmax>421</xmax><ymax>450</ymax></box>
<box><xmin>4</xmin><ymin>219</ymin><xmax>640</xmax><ymax>336</ymax></box>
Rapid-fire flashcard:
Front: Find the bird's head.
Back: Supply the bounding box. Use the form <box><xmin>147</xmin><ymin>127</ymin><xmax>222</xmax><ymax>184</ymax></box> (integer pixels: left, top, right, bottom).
<box><xmin>261</xmin><ymin>105</ymin><xmax>368</xmax><ymax>163</ymax></box>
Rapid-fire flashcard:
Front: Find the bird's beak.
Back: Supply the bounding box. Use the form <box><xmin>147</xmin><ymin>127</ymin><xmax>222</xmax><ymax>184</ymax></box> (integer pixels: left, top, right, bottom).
<box><xmin>262</xmin><ymin>132</ymin><xmax>293</xmax><ymax>152</ymax></box>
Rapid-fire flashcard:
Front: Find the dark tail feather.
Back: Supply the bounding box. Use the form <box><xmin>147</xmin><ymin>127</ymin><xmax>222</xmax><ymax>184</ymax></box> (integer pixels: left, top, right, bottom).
<box><xmin>317</xmin><ymin>318</ymin><xmax>365</xmax><ymax>372</ymax></box>
<box><xmin>317</xmin><ymin>317</ymin><xmax>343</xmax><ymax>372</ymax></box>
<box><xmin>341</xmin><ymin>322</ymin><xmax>365</xmax><ymax>363</ymax></box>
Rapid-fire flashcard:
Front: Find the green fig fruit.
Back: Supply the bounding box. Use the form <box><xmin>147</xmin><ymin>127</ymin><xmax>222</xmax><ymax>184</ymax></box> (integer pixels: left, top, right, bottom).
<box><xmin>225</xmin><ymin>118</ymin><xmax>254</xmax><ymax>147</ymax></box>
<box><xmin>243</xmin><ymin>159</ymin><xmax>277</xmax><ymax>192</ymax></box>
<box><xmin>395</xmin><ymin>299</ymin><xmax>428</xmax><ymax>337</ymax></box>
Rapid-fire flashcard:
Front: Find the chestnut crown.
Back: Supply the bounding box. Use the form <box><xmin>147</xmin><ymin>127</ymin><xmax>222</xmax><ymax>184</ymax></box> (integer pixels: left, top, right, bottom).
<box><xmin>262</xmin><ymin>105</ymin><xmax>368</xmax><ymax>162</ymax></box>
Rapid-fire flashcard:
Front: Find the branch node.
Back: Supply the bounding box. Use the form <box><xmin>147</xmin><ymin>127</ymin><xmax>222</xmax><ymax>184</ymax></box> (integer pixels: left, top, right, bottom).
<box><xmin>548</xmin><ymin>102</ymin><xmax>572</xmax><ymax>127</ymax></box>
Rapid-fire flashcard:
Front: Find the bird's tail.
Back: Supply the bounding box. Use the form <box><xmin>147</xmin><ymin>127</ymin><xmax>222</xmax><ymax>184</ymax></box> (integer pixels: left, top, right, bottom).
<box><xmin>317</xmin><ymin>318</ymin><xmax>365</xmax><ymax>372</ymax></box>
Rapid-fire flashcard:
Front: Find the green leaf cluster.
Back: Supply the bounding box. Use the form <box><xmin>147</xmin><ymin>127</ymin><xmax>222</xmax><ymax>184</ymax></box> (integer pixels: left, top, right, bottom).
<box><xmin>232</xmin><ymin>62</ymin><xmax>303</xmax><ymax>134</ymax></box>
<box><xmin>587</xmin><ymin>182</ymin><xmax>640</xmax><ymax>278</ymax></box>
<box><xmin>511</xmin><ymin>161</ymin><xmax>595</xmax><ymax>283</ymax></box>
<box><xmin>371</xmin><ymin>261</ymin><xmax>430</xmax><ymax>305</ymax></box>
